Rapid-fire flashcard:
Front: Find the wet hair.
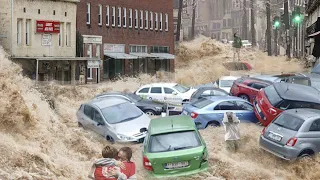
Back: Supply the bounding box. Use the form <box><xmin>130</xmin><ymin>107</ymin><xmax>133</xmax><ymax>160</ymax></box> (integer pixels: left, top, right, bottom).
<box><xmin>101</xmin><ymin>145</ymin><xmax>118</xmax><ymax>158</ymax></box>
<box><xmin>119</xmin><ymin>147</ymin><xmax>133</xmax><ymax>161</ymax></box>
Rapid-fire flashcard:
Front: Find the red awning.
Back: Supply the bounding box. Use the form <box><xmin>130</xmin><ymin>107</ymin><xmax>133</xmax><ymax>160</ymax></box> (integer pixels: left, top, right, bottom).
<box><xmin>308</xmin><ymin>31</ymin><xmax>320</xmax><ymax>37</ymax></box>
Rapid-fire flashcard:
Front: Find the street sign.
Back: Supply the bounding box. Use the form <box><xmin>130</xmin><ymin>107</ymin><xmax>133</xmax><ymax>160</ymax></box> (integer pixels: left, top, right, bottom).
<box><xmin>36</xmin><ymin>21</ymin><xmax>60</xmax><ymax>33</ymax></box>
<box><xmin>87</xmin><ymin>60</ymin><xmax>101</xmax><ymax>68</ymax></box>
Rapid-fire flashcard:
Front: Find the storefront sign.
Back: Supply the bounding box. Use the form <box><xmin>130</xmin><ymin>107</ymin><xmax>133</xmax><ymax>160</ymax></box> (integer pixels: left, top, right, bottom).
<box><xmin>36</xmin><ymin>21</ymin><xmax>60</xmax><ymax>33</ymax></box>
<box><xmin>42</xmin><ymin>34</ymin><xmax>52</xmax><ymax>46</ymax></box>
<box><xmin>88</xmin><ymin>60</ymin><xmax>101</xmax><ymax>68</ymax></box>
<box><xmin>104</xmin><ymin>44</ymin><xmax>125</xmax><ymax>53</ymax></box>
<box><xmin>83</xmin><ymin>35</ymin><xmax>102</xmax><ymax>44</ymax></box>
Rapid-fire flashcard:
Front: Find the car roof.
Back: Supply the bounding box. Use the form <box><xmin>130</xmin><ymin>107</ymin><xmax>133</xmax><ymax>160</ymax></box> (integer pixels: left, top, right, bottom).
<box><xmin>205</xmin><ymin>95</ymin><xmax>244</xmax><ymax>102</ymax></box>
<box><xmin>140</xmin><ymin>83</ymin><xmax>178</xmax><ymax>88</ymax></box>
<box><xmin>283</xmin><ymin>109</ymin><xmax>320</xmax><ymax>121</ymax></box>
<box><xmin>96</xmin><ymin>91</ymin><xmax>127</xmax><ymax>97</ymax></box>
<box><xmin>273</xmin><ymin>83</ymin><xmax>320</xmax><ymax>103</ymax></box>
<box><xmin>219</xmin><ymin>76</ymin><xmax>241</xmax><ymax>80</ymax></box>
<box><xmin>87</xmin><ymin>97</ymin><xmax>129</xmax><ymax>109</ymax></box>
<box><xmin>148</xmin><ymin>115</ymin><xmax>196</xmax><ymax>135</ymax></box>
<box><xmin>197</xmin><ymin>87</ymin><xmax>228</xmax><ymax>92</ymax></box>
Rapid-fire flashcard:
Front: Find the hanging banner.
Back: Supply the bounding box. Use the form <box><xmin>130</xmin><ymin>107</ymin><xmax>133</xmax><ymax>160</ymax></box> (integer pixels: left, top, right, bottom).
<box><xmin>36</xmin><ymin>20</ymin><xmax>60</xmax><ymax>33</ymax></box>
<box><xmin>88</xmin><ymin>60</ymin><xmax>101</xmax><ymax>68</ymax></box>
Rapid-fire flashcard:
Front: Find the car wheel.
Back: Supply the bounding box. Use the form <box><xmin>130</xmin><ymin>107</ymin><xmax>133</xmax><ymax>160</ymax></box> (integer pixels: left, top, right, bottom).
<box><xmin>207</xmin><ymin>121</ymin><xmax>220</xmax><ymax>128</ymax></box>
<box><xmin>239</xmin><ymin>94</ymin><xmax>249</xmax><ymax>101</ymax></box>
<box><xmin>298</xmin><ymin>150</ymin><xmax>314</xmax><ymax>160</ymax></box>
<box><xmin>145</xmin><ymin>110</ymin><xmax>156</xmax><ymax>116</ymax></box>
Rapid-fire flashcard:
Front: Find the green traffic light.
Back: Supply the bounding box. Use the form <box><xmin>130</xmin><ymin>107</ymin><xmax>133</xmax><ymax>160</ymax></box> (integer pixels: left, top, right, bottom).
<box><xmin>274</xmin><ymin>21</ymin><xmax>280</xmax><ymax>27</ymax></box>
<box><xmin>294</xmin><ymin>15</ymin><xmax>301</xmax><ymax>22</ymax></box>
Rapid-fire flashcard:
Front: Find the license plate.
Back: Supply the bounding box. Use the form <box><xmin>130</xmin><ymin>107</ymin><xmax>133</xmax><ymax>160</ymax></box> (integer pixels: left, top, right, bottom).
<box><xmin>255</xmin><ymin>103</ymin><xmax>261</xmax><ymax>113</ymax></box>
<box><xmin>268</xmin><ymin>132</ymin><xmax>282</xmax><ymax>142</ymax></box>
<box><xmin>182</xmin><ymin>110</ymin><xmax>187</xmax><ymax>115</ymax></box>
<box><xmin>165</xmin><ymin>161</ymin><xmax>189</xmax><ymax>169</ymax></box>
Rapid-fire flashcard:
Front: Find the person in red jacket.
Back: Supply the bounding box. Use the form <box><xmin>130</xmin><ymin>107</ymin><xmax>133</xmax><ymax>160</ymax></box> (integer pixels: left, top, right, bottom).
<box><xmin>109</xmin><ymin>147</ymin><xmax>136</xmax><ymax>180</ymax></box>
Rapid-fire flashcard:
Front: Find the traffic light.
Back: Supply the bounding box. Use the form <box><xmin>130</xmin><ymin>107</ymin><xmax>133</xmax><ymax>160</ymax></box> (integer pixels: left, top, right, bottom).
<box><xmin>292</xmin><ymin>7</ymin><xmax>302</xmax><ymax>24</ymax></box>
<box><xmin>273</xmin><ymin>16</ymin><xmax>280</xmax><ymax>28</ymax></box>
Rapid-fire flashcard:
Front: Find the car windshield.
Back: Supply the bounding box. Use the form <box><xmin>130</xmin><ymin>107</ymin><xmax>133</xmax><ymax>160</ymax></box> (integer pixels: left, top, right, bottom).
<box><xmin>127</xmin><ymin>93</ymin><xmax>142</xmax><ymax>102</ymax></box>
<box><xmin>149</xmin><ymin>131</ymin><xmax>201</xmax><ymax>153</ymax></box>
<box><xmin>220</xmin><ymin>80</ymin><xmax>234</xmax><ymax>87</ymax></box>
<box><xmin>101</xmin><ymin>102</ymin><xmax>143</xmax><ymax>124</ymax></box>
<box><xmin>173</xmin><ymin>84</ymin><xmax>190</xmax><ymax>93</ymax></box>
<box><xmin>191</xmin><ymin>98</ymin><xmax>213</xmax><ymax>109</ymax></box>
<box><xmin>273</xmin><ymin>114</ymin><xmax>305</xmax><ymax>131</ymax></box>
<box><xmin>264</xmin><ymin>85</ymin><xmax>283</xmax><ymax>106</ymax></box>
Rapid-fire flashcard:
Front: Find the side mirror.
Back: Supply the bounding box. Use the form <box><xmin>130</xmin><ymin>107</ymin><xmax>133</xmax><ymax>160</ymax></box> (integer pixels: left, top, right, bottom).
<box><xmin>172</xmin><ymin>92</ymin><xmax>178</xmax><ymax>95</ymax></box>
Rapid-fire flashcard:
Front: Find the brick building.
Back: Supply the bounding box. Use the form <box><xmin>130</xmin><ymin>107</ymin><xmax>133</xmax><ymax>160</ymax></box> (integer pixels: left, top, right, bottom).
<box><xmin>76</xmin><ymin>0</ymin><xmax>175</xmax><ymax>82</ymax></box>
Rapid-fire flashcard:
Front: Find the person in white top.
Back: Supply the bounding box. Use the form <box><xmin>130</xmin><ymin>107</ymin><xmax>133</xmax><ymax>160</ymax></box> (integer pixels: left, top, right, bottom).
<box><xmin>222</xmin><ymin>112</ymin><xmax>240</xmax><ymax>152</ymax></box>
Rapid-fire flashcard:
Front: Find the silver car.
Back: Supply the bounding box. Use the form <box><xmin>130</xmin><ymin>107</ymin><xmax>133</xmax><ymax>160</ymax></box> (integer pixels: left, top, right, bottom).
<box><xmin>77</xmin><ymin>97</ymin><xmax>151</xmax><ymax>143</ymax></box>
<box><xmin>259</xmin><ymin>108</ymin><xmax>320</xmax><ymax>160</ymax></box>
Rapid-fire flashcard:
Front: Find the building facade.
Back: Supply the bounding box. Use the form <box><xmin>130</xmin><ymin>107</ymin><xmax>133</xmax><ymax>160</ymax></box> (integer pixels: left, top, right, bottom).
<box><xmin>76</xmin><ymin>0</ymin><xmax>175</xmax><ymax>82</ymax></box>
<box><xmin>0</xmin><ymin>0</ymin><xmax>98</xmax><ymax>84</ymax></box>
<box><xmin>306</xmin><ymin>0</ymin><xmax>320</xmax><ymax>63</ymax></box>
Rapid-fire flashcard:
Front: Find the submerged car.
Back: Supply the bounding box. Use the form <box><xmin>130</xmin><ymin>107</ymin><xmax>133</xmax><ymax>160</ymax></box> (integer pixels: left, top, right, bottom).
<box><xmin>94</xmin><ymin>92</ymin><xmax>173</xmax><ymax>116</ymax></box>
<box><xmin>260</xmin><ymin>109</ymin><xmax>320</xmax><ymax>160</ymax></box>
<box><xmin>142</xmin><ymin>115</ymin><xmax>208</xmax><ymax>177</ymax></box>
<box><xmin>182</xmin><ymin>96</ymin><xmax>258</xmax><ymax>129</ymax></box>
<box><xmin>189</xmin><ymin>87</ymin><xmax>229</xmax><ymax>103</ymax></box>
<box><xmin>77</xmin><ymin>97</ymin><xmax>150</xmax><ymax>143</ymax></box>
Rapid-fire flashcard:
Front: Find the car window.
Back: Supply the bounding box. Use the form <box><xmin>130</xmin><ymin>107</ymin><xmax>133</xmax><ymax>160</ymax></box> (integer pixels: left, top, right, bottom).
<box><xmin>149</xmin><ymin>131</ymin><xmax>201</xmax><ymax>153</ymax></box>
<box><xmin>235</xmin><ymin>78</ymin><xmax>244</xmax><ymax>83</ymax></box>
<box><xmin>150</xmin><ymin>87</ymin><xmax>162</xmax><ymax>94</ymax></box>
<box><xmin>309</xmin><ymin>119</ymin><xmax>320</xmax><ymax>131</ymax></box>
<box><xmin>214</xmin><ymin>101</ymin><xmax>238</xmax><ymax>110</ymax></box>
<box><xmin>278</xmin><ymin>100</ymin><xmax>291</xmax><ymax>110</ymax></box>
<box><xmin>236</xmin><ymin>101</ymin><xmax>253</xmax><ymax>111</ymax></box>
<box><xmin>93</xmin><ymin>109</ymin><xmax>104</xmax><ymax>124</ymax></box>
<box><xmin>139</xmin><ymin>87</ymin><xmax>150</xmax><ymax>93</ymax></box>
<box><xmin>191</xmin><ymin>98</ymin><xmax>214</xmax><ymax>109</ymax></box>
<box><xmin>273</xmin><ymin>113</ymin><xmax>305</xmax><ymax>131</ymax></box>
<box><xmin>220</xmin><ymin>80</ymin><xmax>234</xmax><ymax>87</ymax></box>
<box><xmin>264</xmin><ymin>85</ymin><xmax>283</xmax><ymax>107</ymax></box>
<box><xmin>252</xmin><ymin>83</ymin><xmax>268</xmax><ymax>90</ymax></box>
<box><xmin>213</xmin><ymin>90</ymin><xmax>228</xmax><ymax>96</ymax></box>
<box><xmin>84</xmin><ymin>105</ymin><xmax>93</xmax><ymax>119</ymax></box>
<box><xmin>164</xmin><ymin>87</ymin><xmax>175</xmax><ymax>94</ymax></box>
<box><xmin>173</xmin><ymin>84</ymin><xmax>190</xmax><ymax>93</ymax></box>
<box><xmin>201</xmin><ymin>90</ymin><xmax>211</xmax><ymax>96</ymax></box>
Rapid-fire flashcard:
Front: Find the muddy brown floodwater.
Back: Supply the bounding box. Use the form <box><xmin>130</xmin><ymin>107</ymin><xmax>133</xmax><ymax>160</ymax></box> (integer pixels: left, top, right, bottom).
<box><xmin>0</xmin><ymin>37</ymin><xmax>319</xmax><ymax>180</ymax></box>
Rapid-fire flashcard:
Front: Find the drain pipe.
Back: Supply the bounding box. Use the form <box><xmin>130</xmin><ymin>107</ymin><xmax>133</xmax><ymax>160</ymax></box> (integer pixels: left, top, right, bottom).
<box><xmin>11</xmin><ymin>0</ymin><xmax>14</xmax><ymax>56</ymax></box>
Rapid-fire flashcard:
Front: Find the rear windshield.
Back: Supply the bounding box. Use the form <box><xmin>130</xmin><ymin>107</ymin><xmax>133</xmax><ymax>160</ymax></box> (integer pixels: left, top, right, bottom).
<box><xmin>264</xmin><ymin>85</ymin><xmax>283</xmax><ymax>106</ymax></box>
<box><xmin>149</xmin><ymin>131</ymin><xmax>201</xmax><ymax>153</ymax></box>
<box><xmin>273</xmin><ymin>113</ymin><xmax>305</xmax><ymax>131</ymax></box>
<box><xmin>291</xmin><ymin>78</ymin><xmax>310</xmax><ymax>86</ymax></box>
<box><xmin>191</xmin><ymin>98</ymin><xmax>213</xmax><ymax>109</ymax></box>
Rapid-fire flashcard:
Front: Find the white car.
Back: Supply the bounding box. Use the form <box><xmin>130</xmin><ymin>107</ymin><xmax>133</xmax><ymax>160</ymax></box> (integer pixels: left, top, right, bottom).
<box><xmin>135</xmin><ymin>83</ymin><xmax>197</xmax><ymax>105</ymax></box>
<box><xmin>213</xmin><ymin>76</ymin><xmax>240</xmax><ymax>93</ymax></box>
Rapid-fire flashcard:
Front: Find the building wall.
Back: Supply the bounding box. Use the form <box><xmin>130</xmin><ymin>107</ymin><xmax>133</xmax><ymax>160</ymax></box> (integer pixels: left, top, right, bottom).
<box><xmin>0</xmin><ymin>0</ymin><xmax>12</xmax><ymax>53</ymax></box>
<box><xmin>0</xmin><ymin>0</ymin><xmax>77</xmax><ymax>57</ymax></box>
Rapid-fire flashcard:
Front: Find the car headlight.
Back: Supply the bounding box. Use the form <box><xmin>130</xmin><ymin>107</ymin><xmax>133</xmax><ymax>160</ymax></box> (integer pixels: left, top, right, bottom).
<box><xmin>117</xmin><ymin>134</ymin><xmax>134</xmax><ymax>141</ymax></box>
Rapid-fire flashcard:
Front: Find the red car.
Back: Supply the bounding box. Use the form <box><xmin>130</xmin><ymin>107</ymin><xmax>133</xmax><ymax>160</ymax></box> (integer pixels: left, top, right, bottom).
<box><xmin>230</xmin><ymin>77</ymin><xmax>272</xmax><ymax>103</ymax></box>
<box><xmin>253</xmin><ymin>82</ymin><xmax>320</xmax><ymax>126</ymax></box>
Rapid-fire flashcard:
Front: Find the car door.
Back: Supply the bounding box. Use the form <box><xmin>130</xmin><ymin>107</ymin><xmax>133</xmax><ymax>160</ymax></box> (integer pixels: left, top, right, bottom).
<box><xmin>235</xmin><ymin>101</ymin><xmax>258</xmax><ymax>123</ymax></box>
<box><xmin>136</xmin><ymin>87</ymin><xmax>151</xmax><ymax>99</ymax></box>
<box><xmin>149</xmin><ymin>87</ymin><xmax>165</xmax><ymax>103</ymax></box>
<box><xmin>213</xmin><ymin>101</ymin><xmax>239</xmax><ymax>121</ymax></box>
<box><xmin>90</xmin><ymin>108</ymin><xmax>108</xmax><ymax>137</ymax></box>
<box><xmin>163</xmin><ymin>87</ymin><xmax>180</xmax><ymax>104</ymax></box>
<box><xmin>307</xmin><ymin>119</ymin><xmax>320</xmax><ymax>152</ymax></box>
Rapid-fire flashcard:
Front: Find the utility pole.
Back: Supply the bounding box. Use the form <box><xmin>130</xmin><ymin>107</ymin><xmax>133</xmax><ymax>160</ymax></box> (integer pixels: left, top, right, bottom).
<box><xmin>176</xmin><ymin>0</ymin><xmax>183</xmax><ymax>42</ymax></box>
<box><xmin>274</xmin><ymin>29</ymin><xmax>278</xmax><ymax>56</ymax></box>
<box><xmin>284</xmin><ymin>0</ymin><xmax>291</xmax><ymax>58</ymax></box>
<box><xmin>250</xmin><ymin>0</ymin><xmax>256</xmax><ymax>47</ymax></box>
<box><xmin>266</xmin><ymin>0</ymin><xmax>272</xmax><ymax>56</ymax></box>
<box><xmin>191</xmin><ymin>0</ymin><xmax>196</xmax><ymax>39</ymax></box>
<box><xmin>242</xmin><ymin>0</ymin><xmax>248</xmax><ymax>39</ymax></box>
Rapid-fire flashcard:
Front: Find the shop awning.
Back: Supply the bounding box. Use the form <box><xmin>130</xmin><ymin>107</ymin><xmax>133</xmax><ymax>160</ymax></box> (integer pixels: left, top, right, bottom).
<box><xmin>309</xmin><ymin>31</ymin><xmax>320</xmax><ymax>37</ymax></box>
<box><xmin>150</xmin><ymin>53</ymin><xmax>175</xmax><ymax>60</ymax></box>
<box><xmin>130</xmin><ymin>53</ymin><xmax>158</xmax><ymax>58</ymax></box>
<box><xmin>104</xmin><ymin>52</ymin><xmax>138</xmax><ymax>59</ymax></box>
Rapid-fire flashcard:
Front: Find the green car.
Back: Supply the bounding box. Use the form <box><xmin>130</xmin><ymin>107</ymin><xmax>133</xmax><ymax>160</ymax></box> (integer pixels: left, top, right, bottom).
<box><xmin>142</xmin><ymin>115</ymin><xmax>208</xmax><ymax>178</ymax></box>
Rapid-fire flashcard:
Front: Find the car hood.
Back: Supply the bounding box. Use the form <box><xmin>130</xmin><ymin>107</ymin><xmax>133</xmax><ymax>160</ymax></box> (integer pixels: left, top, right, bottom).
<box><xmin>112</xmin><ymin>114</ymin><xmax>151</xmax><ymax>137</ymax></box>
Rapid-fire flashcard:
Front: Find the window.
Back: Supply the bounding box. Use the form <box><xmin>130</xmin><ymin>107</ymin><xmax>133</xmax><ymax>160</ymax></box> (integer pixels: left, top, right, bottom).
<box><xmin>96</xmin><ymin>44</ymin><xmax>100</xmax><ymax>58</ymax></box>
<box><xmin>273</xmin><ymin>114</ymin><xmax>304</xmax><ymax>131</ymax></box>
<box><xmin>106</xmin><ymin>6</ymin><xmax>109</xmax><ymax>26</ymax></box>
<box><xmin>150</xmin><ymin>11</ymin><xmax>153</xmax><ymax>29</ymax></box>
<box><xmin>173</xmin><ymin>84</ymin><xmax>189</xmax><ymax>93</ymax></box>
<box><xmin>264</xmin><ymin>85</ymin><xmax>283</xmax><ymax>107</ymax></box>
<box><xmin>66</xmin><ymin>23</ymin><xmax>71</xmax><ymax>47</ymax></box>
<box><xmin>145</xmin><ymin>11</ymin><xmax>148</xmax><ymax>29</ymax></box>
<box><xmin>65</xmin><ymin>12</ymin><xmax>67</xmax><ymax>17</ymax></box>
<box><xmin>87</xmin><ymin>68</ymin><xmax>92</xmax><ymax>79</ymax></box>
<box><xmin>112</xmin><ymin>7</ymin><xmax>115</xmax><ymax>27</ymax></box>
<box><xmin>123</xmin><ymin>8</ymin><xmax>126</xmax><ymax>27</ymax></box>
<box><xmin>309</xmin><ymin>119</ymin><xmax>320</xmax><ymax>131</ymax></box>
<box><xmin>236</xmin><ymin>101</ymin><xmax>253</xmax><ymax>111</ymax></box>
<box><xmin>140</xmin><ymin>10</ymin><xmax>143</xmax><ymax>29</ymax></box>
<box><xmin>150</xmin><ymin>46</ymin><xmax>169</xmax><ymax>53</ymax></box>
<box><xmin>150</xmin><ymin>87</ymin><xmax>162</xmax><ymax>94</ymax></box>
<box><xmin>251</xmin><ymin>83</ymin><xmax>268</xmax><ymax>90</ymax></box>
<box><xmin>165</xmin><ymin>13</ymin><xmax>168</xmax><ymax>31</ymax></box>
<box><xmin>118</xmin><ymin>7</ymin><xmax>121</xmax><ymax>27</ymax></box>
<box><xmin>159</xmin><ymin>13</ymin><xmax>162</xmax><ymax>31</ymax></box>
<box><xmin>135</xmin><ymin>9</ymin><xmax>138</xmax><ymax>28</ymax></box>
<box><xmin>139</xmin><ymin>87</ymin><xmax>149</xmax><ymax>93</ymax></box>
<box><xmin>191</xmin><ymin>98</ymin><xmax>214</xmax><ymax>109</ymax></box>
<box><xmin>93</xmin><ymin>110</ymin><xmax>104</xmax><ymax>124</ymax></box>
<box><xmin>213</xmin><ymin>90</ymin><xmax>228</xmax><ymax>96</ymax></box>
<box><xmin>201</xmin><ymin>90</ymin><xmax>211</xmax><ymax>96</ymax></box>
<box><xmin>38</xmin><ymin>9</ymin><xmax>40</xmax><ymax>14</ymax></box>
<box><xmin>25</xmin><ymin>19</ymin><xmax>31</xmax><ymax>46</ymax></box>
<box><xmin>214</xmin><ymin>101</ymin><xmax>237</xmax><ymax>110</ymax></box>
<box><xmin>84</xmin><ymin>105</ymin><xmax>93</xmax><ymax>118</ymax></box>
<box><xmin>129</xmin><ymin>45</ymin><xmax>147</xmax><ymax>53</ymax></box>
<box><xmin>59</xmin><ymin>22</ymin><xmax>64</xmax><ymax>46</ymax></box>
<box><xmin>129</xmin><ymin>9</ymin><xmax>132</xmax><ymax>28</ymax></box>
<box><xmin>164</xmin><ymin>88</ymin><xmax>174</xmax><ymax>94</ymax></box>
<box><xmin>155</xmin><ymin>13</ymin><xmax>158</xmax><ymax>30</ymax></box>
<box><xmin>53</xmin><ymin>10</ymin><xmax>55</xmax><ymax>15</ymax></box>
<box><xmin>98</xmin><ymin>5</ymin><xmax>102</xmax><ymax>25</ymax></box>
<box><xmin>17</xmin><ymin>19</ymin><xmax>22</xmax><ymax>46</ymax></box>
<box><xmin>87</xmin><ymin>44</ymin><xmax>92</xmax><ymax>57</ymax></box>
<box><xmin>86</xmin><ymin>3</ymin><xmax>91</xmax><ymax>24</ymax></box>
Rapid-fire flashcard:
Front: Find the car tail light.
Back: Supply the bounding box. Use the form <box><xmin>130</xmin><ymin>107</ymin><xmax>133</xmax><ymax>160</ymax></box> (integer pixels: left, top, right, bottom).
<box><xmin>268</xmin><ymin>108</ymin><xmax>277</xmax><ymax>116</ymax></box>
<box><xmin>191</xmin><ymin>112</ymin><xmax>198</xmax><ymax>119</ymax></box>
<box><xmin>286</xmin><ymin>137</ymin><xmax>298</xmax><ymax>147</ymax></box>
<box><xmin>143</xmin><ymin>156</ymin><xmax>153</xmax><ymax>171</ymax></box>
<box><xmin>261</xmin><ymin>127</ymin><xmax>266</xmax><ymax>135</ymax></box>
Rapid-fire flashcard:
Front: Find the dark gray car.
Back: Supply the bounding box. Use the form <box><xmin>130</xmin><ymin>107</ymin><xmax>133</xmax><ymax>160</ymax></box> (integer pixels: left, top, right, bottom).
<box><xmin>189</xmin><ymin>87</ymin><xmax>229</xmax><ymax>103</ymax></box>
<box><xmin>260</xmin><ymin>108</ymin><xmax>320</xmax><ymax>160</ymax></box>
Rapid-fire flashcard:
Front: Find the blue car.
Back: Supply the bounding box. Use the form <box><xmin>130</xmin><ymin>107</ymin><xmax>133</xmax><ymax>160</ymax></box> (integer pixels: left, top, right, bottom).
<box><xmin>181</xmin><ymin>96</ymin><xmax>258</xmax><ymax>129</ymax></box>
